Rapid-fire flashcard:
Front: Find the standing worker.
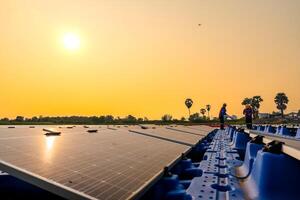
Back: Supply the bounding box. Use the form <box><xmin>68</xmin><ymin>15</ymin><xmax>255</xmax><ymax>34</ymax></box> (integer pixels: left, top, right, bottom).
<box><xmin>243</xmin><ymin>104</ymin><xmax>253</xmax><ymax>129</ymax></box>
<box><xmin>219</xmin><ymin>103</ymin><xmax>229</xmax><ymax>130</ymax></box>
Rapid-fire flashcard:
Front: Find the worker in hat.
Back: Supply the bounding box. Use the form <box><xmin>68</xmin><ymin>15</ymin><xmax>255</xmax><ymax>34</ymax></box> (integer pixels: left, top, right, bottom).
<box><xmin>243</xmin><ymin>104</ymin><xmax>253</xmax><ymax>129</ymax></box>
<box><xmin>219</xmin><ymin>103</ymin><xmax>229</xmax><ymax>130</ymax></box>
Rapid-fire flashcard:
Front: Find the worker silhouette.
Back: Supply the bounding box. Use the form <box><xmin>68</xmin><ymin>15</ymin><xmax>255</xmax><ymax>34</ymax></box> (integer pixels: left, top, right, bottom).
<box><xmin>219</xmin><ymin>103</ymin><xmax>229</xmax><ymax>130</ymax></box>
<box><xmin>243</xmin><ymin>104</ymin><xmax>253</xmax><ymax>129</ymax></box>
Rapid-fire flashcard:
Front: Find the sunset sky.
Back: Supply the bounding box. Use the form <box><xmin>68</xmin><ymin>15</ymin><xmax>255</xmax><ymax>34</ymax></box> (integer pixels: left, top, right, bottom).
<box><xmin>1</xmin><ymin>0</ymin><xmax>299</xmax><ymax>119</ymax></box>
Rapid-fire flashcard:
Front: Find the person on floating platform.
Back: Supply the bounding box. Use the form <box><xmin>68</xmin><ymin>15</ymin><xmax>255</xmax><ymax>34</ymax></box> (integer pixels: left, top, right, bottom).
<box><xmin>219</xmin><ymin>103</ymin><xmax>229</xmax><ymax>130</ymax></box>
<box><xmin>243</xmin><ymin>104</ymin><xmax>253</xmax><ymax>129</ymax></box>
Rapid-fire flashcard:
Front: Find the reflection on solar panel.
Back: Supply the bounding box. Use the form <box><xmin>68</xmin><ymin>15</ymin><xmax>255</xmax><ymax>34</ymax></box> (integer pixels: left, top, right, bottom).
<box><xmin>0</xmin><ymin>126</ymin><xmax>193</xmax><ymax>200</ymax></box>
<box><xmin>129</xmin><ymin>127</ymin><xmax>205</xmax><ymax>146</ymax></box>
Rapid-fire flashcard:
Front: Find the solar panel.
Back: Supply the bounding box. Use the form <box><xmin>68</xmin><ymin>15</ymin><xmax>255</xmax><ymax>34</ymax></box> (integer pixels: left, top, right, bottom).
<box><xmin>0</xmin><ymin>127</ymin><xmax>191</xmax><ymax>200</ymax></box>
<box><xmin>128</xmin><ymin>127</ymin><xmax>204</xmax><ymax>146</ymax></box>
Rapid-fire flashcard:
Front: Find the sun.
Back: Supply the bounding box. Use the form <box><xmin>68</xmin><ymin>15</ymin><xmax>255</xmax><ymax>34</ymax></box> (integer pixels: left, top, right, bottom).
<box><xmin>63</xmin><ymin>33</ymin><xmax>80</xmax><ymax>50</ymax></box>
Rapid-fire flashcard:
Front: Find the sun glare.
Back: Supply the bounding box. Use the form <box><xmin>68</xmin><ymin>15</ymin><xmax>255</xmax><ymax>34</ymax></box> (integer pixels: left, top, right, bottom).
<box><xmin>63</xmin><ymin>33</ymin><xmax>80</xmax><ymax>50</ymax></box>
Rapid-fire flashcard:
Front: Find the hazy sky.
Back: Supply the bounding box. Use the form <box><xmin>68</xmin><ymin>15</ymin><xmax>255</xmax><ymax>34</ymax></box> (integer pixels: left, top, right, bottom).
<box><xmin>1</xmin><ymin>0</ymin><xmax>299</xmax><ymax>119</ymax></box>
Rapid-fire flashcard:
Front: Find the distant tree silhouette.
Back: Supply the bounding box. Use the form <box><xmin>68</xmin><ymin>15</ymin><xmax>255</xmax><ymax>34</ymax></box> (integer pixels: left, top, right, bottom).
<box><xmin>241</xmin><ymin>98</ymin><xmax>252</xmax><ymax>105</ymax></box>
<box><xmin>189</xmin><ymin>113</ymin><xmax>200</xmax><ymax>122</ymax></box>
<box><xmin>0</xmin><ymin>118</ymin><xmax>9</xmax><ymax>122</ymax></box>
<box><xmin>180</xmin><ymin>117</ymin><xmax>186</xmax><ymax>121</ymax></box>
<box><xmin>31</xmin><ymin>116</ymin><xmax>38</xmax><ymax>122</ymax></box>
<box><xmin>123</xmin><ymin>115</ymin><xmax>137</xmax><ymax>123</ymax></box>
<box><xmin>200</xmin><ymin>108</ymin><xmax>206</xmax><ymax>118</ymax></box>
<box><xmin>137</xmin><ymin>118</ymin><xmax>143</xmax><ymax>122</ymax></box>
<box><xmin>275</xmin><ymin>93</ymin><xmax>289</xmax><ymax>118</ymax></box>
<box><xmin>251</xmin><ymin>96</ymin><xmax>263</xmax><ymax>118</ymax></box>
<box><xmin>242</xmin><ymin>96</ymin><xmax>263</xmax><ymax>118</ymax></box>
<box><xmin>206</xmin><ymin>104</ymin><xmax>211</xmax><ymax>119</ymax></box>
<box><xmin>161</xmin><ymin>114</ymin><xmax>173</xmax><ymax>122</ymax></box>
<box><xmin>15</xmin><ymin>116</ymin><xmax>24</xmax><ymax>122</ymax></box>
<box><xmin>185</xmin><ymin>98</ymin><xmax>193</xmax><ymax>118</ymax></box>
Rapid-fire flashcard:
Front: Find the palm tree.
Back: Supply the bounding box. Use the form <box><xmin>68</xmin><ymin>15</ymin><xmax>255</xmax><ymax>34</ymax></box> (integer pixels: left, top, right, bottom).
<box><xmin>185</xmin><ymin>98</ymin><xmax>193</xmax><ymax>118</ymax></box>
<box><xmin>206</xmin><ymin>104</ymin><xmax>211</xmax><ymax>119</ymax></box>
<box><xmin>241</xmin><ymin>98</ymin><xmax>252</xmax><ymax>105</ymax></box>
<box><xmin>274</xmin><ymin>93</ymin><xmax>289</xmax><ymax>118</ymax></box>
<box><xmin>251</xmin><ymin>96</ymin><xmax>263</xmax><ymax>118</ymax></box>
<box><xmin>200</xmin><ymin>108</ymin><xmax>206</xmax><ymax>118</ymax></box>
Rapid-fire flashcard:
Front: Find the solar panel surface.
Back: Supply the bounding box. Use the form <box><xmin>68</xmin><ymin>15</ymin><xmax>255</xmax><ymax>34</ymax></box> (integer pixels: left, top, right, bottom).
<box><xmin>166</xmin><ymin>126</ymin><xmax>214</xmax><ymax>136</ymax></box>
<box><xmin>128</xmin><ymin>127</ymin><xmax>205</xmax><ymax>146</ymax></box>
<box><xmin>0</xmin><ymin>126</ymin><xmax>195</xmax><ymax>200</ymax></box>
<box><xmin>185</xmin><ymin>125</ymin><xmax>215</xmax><ymax>131</ymax></box>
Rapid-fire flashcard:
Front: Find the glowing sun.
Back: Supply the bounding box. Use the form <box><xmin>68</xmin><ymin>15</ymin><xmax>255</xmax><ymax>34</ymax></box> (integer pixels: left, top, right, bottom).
<box><xmin>63</xmin><ymin>33</ymin><xmax>80</xmax><ymax>50</ymax></box>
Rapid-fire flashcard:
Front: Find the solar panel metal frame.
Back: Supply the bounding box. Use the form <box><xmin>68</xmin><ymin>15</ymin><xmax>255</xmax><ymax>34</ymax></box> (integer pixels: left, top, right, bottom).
<box><xmin>165</xmin><ymin>127</ymin><xmax>207</xmax><ymax>136</ymax></box>
<box><xmin>128</xmin><ymin>130</ymin><xmax>194</xmax><ymax>147</ymax></box>
<box><xmin>128</xmin><ymin>126</ymin><xmax>210</xmax><ymax>147</ymax></box>
<box><xmin>183</xmin><ymin>125</ymin><xmax>215</xmax><ymax>132</ymax></box>
<box><xmin>246</xmin><ymin>129</ymin><xmax>300</xmax><ymax>160</ymax></box>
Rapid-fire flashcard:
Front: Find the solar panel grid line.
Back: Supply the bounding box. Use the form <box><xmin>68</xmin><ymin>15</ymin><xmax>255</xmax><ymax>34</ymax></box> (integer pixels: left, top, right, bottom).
<box><xmin>0</xmin><ymin>141</ymin><xmax>90</xmax><ymax>181</ymax></box>
<box><xmin>66</xmin><ymin>169</ymin><xmax>138</xmax><ymax>195</ymax></box>
<box><xmin>90</xmin><ymin>167</ymin><xmax>129</xmax><ymax>181</ymax></box>
<box><xmin>154</xmin><ymin>128</ymin><xmax>203</xmax><ymax>142</ymax></box>
<box><xmin>184</xmin><ymin>125</ymin><xmax>214</xmax><ymax>131</ymax></box>
<box><xmin>185</xmin><ymin>125</ymin><xmax>214</xmax><ymax>131</ymax></box>
<box><xmin>72</xmin><ymin>176</ymin><xmax>114</xmax><ymax>192</ymax></box>
<box><xmin>2</xmin><ymin>142</ymin><xmax>102</xmax><ymax>192</ymax></box>
<box><xmin>108</xmin><ymin>190</ymin><xmax>132</xmax><ymax>200</ymax></box>
<box><xmin>74</xmin><ymin>168</ymin><xmax>137</xmax><ymax>189</ymax></box>
<box><xmin>95</xmin><ymin>179</ymin><xmax>129</xmax><ymax>199</ymax></box>
<box><xmin>108</xmin><ymin>175</ymin><xmax>134</xmax><ymax>189</ymax></box>
<box><xmin>81</xmin><ymin>178</ymin><xmax>112</xmax><ymax>194</ymax></box>
<box><xmin>166</xmin><ymin>127</ymin><xmax>208</xmax><ymax>136</ymax></box>
<box><xmin>79</xmin><ymin>169</ymin><xmax>133</xmax><ymax>192</ymax></box>
<box><xmin>121</xmin><ymin>180</ymin><xmax>143</xmax><ymax>193</ymax></box>
<box><xmin>90</xmin><ymin>184</ymin><xmax>122</xmax><ymax>199</ymax></box>
<box><xmin>87</xmin><ymin>179</ymin><xmax>129</xmax><ymax>196</ymax></box>
<box><xmin>128</xmin><ymin>145</ymin><xmax>193</xmax><ymax>200</ymax></box>
<box><xmin>0</xmin><ymin>160</ymin><xmax>97</xmax><ymax>200</ymax></box>
<box><xmin>180</xmin><ymin>125</ymin><xmax>216</xmax><ymax>132</ymax></box>
<box><xmin>128</xmin><ymin>130</ymin><xmax>194</xmax><ymax>146</ymax></box>
<box><xmin>131</xmin><ymin>127</ymin><xmax>207</xmax><ymax>145</ymax></box>
<box><xmin>51</xmin><ymin>168</ymin><xmax>81</xmax><ymax>182</ymax></box>
<box><xmin>165</xmin><ymin>127</ymin><xmax>208</xmax><ymax>136</ymax></box>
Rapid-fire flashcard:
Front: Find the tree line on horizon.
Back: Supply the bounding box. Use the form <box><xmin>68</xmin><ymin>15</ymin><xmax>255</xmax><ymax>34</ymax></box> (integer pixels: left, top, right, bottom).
<box><xmin>0</xmin><ymin>115</ymin><xmax>146</xmax><ymax>125</ymax></box>
<box><xmin>0</xmin><ymin>92</ymin><xmax>298</xmax><ymax>125</ymax></box>
<box><xmin>184</xmin><ymin>92</ymin><xmax>297</xmax><ymax>121</ymax></box>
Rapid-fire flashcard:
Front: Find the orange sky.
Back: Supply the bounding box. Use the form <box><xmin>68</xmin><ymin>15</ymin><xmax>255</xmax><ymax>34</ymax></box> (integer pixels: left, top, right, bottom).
<box><xmin>0</xmin><ymin>0</ymin><xmax>299</xmax><ymax>119</ymax></box>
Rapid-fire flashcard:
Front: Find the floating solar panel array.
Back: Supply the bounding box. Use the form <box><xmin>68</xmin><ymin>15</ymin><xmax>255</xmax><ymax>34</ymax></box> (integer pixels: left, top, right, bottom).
<box><xmin>141</xmin><ymin>126</ymin><xmax>300</xmax><ymax>200</ymax></box>
<box><xmin>0</xmin><ymin>125</ymin><xmax>214</xmax><ymax>200</ymax></box>
<box><xmin>2</xmin><ymin>125</ymin><xmax>299</xmax><ymax>200</ymax></box>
